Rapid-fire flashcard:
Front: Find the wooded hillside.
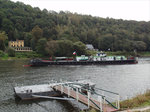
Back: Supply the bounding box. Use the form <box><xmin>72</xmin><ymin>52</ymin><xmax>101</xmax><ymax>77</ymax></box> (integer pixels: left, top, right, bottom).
<box><xmin>0</xmin><ymin>0</ymin><xmax>150</xmax><ymax>56</ymax></box>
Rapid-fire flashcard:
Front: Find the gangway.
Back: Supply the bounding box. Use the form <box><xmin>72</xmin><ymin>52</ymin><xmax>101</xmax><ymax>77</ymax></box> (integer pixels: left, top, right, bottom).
<box><xmin>52</xmin><ymin>83</ymin><xmax>120</xmax><ymax>112</ymax></box>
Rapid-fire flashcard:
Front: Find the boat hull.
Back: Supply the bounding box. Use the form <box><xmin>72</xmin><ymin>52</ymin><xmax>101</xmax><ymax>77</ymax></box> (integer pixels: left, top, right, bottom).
<box><xmin>30</xmin><ymin>59</ymin><xmax>138</xmax><ymax>67</ymax></box>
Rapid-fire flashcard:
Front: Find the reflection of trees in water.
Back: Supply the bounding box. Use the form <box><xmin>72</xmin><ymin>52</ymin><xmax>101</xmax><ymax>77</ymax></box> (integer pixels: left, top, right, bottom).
<box><xmin>0</xmin><ymin>60</ymin><xmax>26</xmax><ymax>74</ymax></box>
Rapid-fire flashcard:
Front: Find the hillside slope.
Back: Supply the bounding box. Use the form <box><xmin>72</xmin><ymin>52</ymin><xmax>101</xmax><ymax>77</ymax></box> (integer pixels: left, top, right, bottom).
<box><xmin>0</xmin><ymin>0</ymin><xmax>150</xmax><ymax>56</ymax></box>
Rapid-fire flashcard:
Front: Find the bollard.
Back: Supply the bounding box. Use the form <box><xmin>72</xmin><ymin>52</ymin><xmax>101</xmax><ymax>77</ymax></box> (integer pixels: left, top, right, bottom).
<box><xmin>98</xmin><ymin>96</ymin><xmax>103</xmax><ymax>112</ymax></box>
<box><xmin>117</xmin><ymin>95</ymin><xmax>120</xmax><ymax>109</ymax></box>
<box><xmin>87</xmin><ymin>91</ymin><xmax>91</xmax><ymax>108</ymax></box>
<box><xmin>55</xmin><ymin>85</ymin><xmax>58</xmax><ymax>91</ymax></box>
<box><xmin>67</xmin><ymin>85</ymin><xmax>70</xmax><ymax>97</ymax></box>
<box><xmin>76</xmin><ymin>88</ymin><xmax>79</xmax><ymax>101</ymax></box>
<box><xmin>61</xmin><ymin>84</ymin><xmax>63</xmax><ymax>94</ymax></box>
<box><xmin>103</xmin><ymin>96</ymin><xmax>106</xmax><ymax>112</ymax></box>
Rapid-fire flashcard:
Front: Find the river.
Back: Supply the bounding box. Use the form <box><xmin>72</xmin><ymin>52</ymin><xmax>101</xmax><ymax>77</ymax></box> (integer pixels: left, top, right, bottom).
<box><xmin>0</xmin><ymin>57</ymin><xmax>150</xmax><ymax>112</ymax></box>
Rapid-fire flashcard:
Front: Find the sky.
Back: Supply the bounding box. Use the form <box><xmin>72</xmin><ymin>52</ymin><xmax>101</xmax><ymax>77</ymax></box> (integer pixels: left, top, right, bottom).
<box><xmin>10</xmin><ymin>0</ymin><xmax>150</xmax><ymax>21</ymax></box>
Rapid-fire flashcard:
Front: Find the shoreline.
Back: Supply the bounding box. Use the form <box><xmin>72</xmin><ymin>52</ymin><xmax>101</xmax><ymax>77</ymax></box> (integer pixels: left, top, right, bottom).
<box><xmin>0</xmin><ymin>55</ymin><xmax>150</xmax><ymax>60</ymax></box>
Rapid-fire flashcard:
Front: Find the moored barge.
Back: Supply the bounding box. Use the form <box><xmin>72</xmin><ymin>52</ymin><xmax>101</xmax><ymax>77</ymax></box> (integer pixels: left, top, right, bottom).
<box><xmin>29</xmin><ymin>55</ymin><xmax>138</xmax><ymax>67</ymax></box>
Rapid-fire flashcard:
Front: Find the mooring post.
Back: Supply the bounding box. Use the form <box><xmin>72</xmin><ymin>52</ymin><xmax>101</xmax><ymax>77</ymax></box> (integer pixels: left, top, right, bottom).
<box><xmin>87</xmin><ymin>91</ymin><xmax>91</xmax><ymax>108</ymax></box>
<box><xmin>116</xmin><ymin>99</ymin><xmax>118</xmax><ymax>108</ymax></box>
<box><xmin>98</xmin><ymin>96</ymin><xmax>103</xmax><ymax>112</ymax></box>
<box><xmin>67</xmin><ymin>85</ymin><xmax>70</xmax><ymax>97</ymax></box>
<box><xmin>117</xmin><ymin>95</ymin><xmax>120</xmax><ymax>109</ymax></box>
<box><xmin>55</xmin><ymin>85</ymin><xmax>58</xmax><ymax>91</ymax></box>
<box><xmin>61</xmin><ymin>84</ymin><xmax>63</xmax><ymax>94</ymax></box>
<box><xmin>103</xmin><ymin>96</ymin><xmax>106</xmax><ymax>112</ymax></box>
<box><xmin>76</xmin><ymin>87</ymin><xmax>79</xmax><ymax>101</ymax></box>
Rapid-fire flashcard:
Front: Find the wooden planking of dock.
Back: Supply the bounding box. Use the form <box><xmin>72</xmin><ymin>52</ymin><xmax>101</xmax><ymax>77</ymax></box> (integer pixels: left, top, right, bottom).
<box><xmin>53</xmin><ymin>85</ymin><xmax>118</xmax><ymax>112</ymax></box>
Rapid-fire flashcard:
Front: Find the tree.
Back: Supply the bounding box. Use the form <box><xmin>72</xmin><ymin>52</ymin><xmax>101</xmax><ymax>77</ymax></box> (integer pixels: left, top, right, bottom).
<box><xmin>45</xmin><ymin>40</ymin><xmax>58</xmax><ymax>57</ymax></box>
<box><xmin>98</xmin><ymin>34</ymin><xmax>114</xmax><ymax>51</ymax></box>
<box><xmin>36</xmin><ymin>38</ymin><xmax>47</xmax><ymax>55</ymax></box>
<box><xmin>143</xmin><ymin>35</ymin><xmax>150</xmax><ymax>50</ymax></box>
<box><xmin>0</xmin><ymin>31</ymin><xmax>8</xmax><ymax>51</ymax></box>
<box><xmin>73</xmin><ymin>41</ymin><xmax>86</xmax><ymax>56</ymax></box>
<box><xmin>132</xmin><ymin>41</ymin><xmax>147</xmax><ymax>51</ymax></box>
<box><xmin>1</xmin><ymin>0</ymin><xmax>150</xmax><ymax>54</ymax></box>
<box><xmin>23</xmin><ymin>32</ymin><xmax>32</xmax><ymax>47</ymax></box>
<box><xmin>7</xmin><ymin>47</ymin><xmax>15</xmax><ymax>57</ymax></box>
<box><xmin>0</xmin><ymin>50</ymin><xmax>5</xmax><ymax>57</ymax></box>
<box><xmin>31</xmin><ymin>25</ymin><xmax>43</xmax><ymax>41</ymax></box>
<box><xmin>56</xmin><ymin>40</ymin><xmax>73</xmax><ymax>56</ymax></box>
<box><xmin>2</xmin><ymin>18</ymin><xmax>13</xmax><ymax>33</ymax></box>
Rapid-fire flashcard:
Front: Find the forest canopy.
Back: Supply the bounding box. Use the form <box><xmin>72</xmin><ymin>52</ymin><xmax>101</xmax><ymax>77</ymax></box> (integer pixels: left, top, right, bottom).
<box><xmin>0</xmin><ymin>0</ymin><xmax>150</xmax><ymax>56</ymax></box>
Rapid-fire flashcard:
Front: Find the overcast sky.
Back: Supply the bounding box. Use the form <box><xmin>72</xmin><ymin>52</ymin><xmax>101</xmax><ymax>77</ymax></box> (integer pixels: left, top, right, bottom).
<box><xmin>10</xmin><ymin>0</ymin><xmax>150</xmax><ymax>21</ymax></box>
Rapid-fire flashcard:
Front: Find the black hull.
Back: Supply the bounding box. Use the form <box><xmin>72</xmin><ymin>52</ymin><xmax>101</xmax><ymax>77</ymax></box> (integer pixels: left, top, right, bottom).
<box><xmin>30</xmin><ymin>59</ymin><xmax>138</xmax><ymax>67</ymax></box>
<box><xmin>15</xmin><ymin>91</ymin><xmax>61</xmax><ymax>100</ymax></box>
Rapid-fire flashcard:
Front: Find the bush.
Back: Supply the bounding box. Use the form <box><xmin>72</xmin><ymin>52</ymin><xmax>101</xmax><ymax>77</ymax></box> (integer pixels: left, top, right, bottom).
<box><xmin>7</xmin><ymin>47</ymin><xmax>15</xmax><ymax>57</ymax></box>
<box><xmin>120</xmin><ymin>90</ymin><xmax>150</xmax><ymax>109</ymax></box>
<box><xmin>15</xmin><ymin>51</ymin><xmax>42</xmax><ymax>58</ymax></box>
<box><xmin>0</xmin><ymin>50</ymin><xmax>5</xmax><ymax>57</ymax></box>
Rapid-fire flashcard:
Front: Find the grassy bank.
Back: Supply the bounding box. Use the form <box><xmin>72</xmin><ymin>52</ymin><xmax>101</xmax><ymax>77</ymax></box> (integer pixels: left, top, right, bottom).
<box><xmin>81</xmin><ymin>90</ymin><xmax>150</xmax><ymax>112</ymax></box>
<box><xmin>120</xmin><ymin>90</ymin><xmax>150</xmax><ymax>109</ymax></box>
<box><xmin>0</xmin><ymin>51</ymin><xmax>42</xmax><ymax>60</ymax></box>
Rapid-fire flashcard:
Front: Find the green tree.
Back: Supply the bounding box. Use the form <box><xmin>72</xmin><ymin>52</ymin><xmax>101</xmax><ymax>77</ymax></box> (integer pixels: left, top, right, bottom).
<box><xmin>0</xmin><ymin>50</ymin><xmax>5</xmax><ymax>57</ymax></box>
<box><xmin>73</xmin><ymin>41</ymin><xmax>86</xmax><ymax>56</ymax></box>
<box><xmin>0</xmin><ymin>0</ymin><xmax>150</xmax><ymax>54</ymax></box>
<box><xmin>2</xmin><ymin>18</ymin><xmax>13</xmax><ymax>33</ymax></box>
<box><xmin>45</xmin><ymin>40</ymin><xmax>58</xmax><ymax>57</ymax></box>
<box><xmin>7</xmin><ymin>47</ymin><xmax>15</xmax><ymax>57</ymax></box>
<box><xmin>31</xmin><ymin>25</ymin><xmax>43</xmax><ymax>41</ymax></box>
<box><xmin>23</xmin><ymin>32</ymin><xmax>32</xmax><ymax>47</ymax></box>
<box><xmin>132</xmin><ymin>41</ymin><xmax>147</xmax><ymax>51</ymax></box>
<box><xmin>36</xmin><ymin>38</ymin><xmax>47</xmax><ymax>55</ymax></box>
<box><xmin>98</xmin><ymin>34</ymin><xmax>114</xmax><ymax>51</ymax></box>
<box><xmin>56</xmin><ymin>40</ymin><xmax>73</xmax><ymax>56</ymax></box>
<box><xmin>0</xmin><ymin>31</ymin><xmax>8</xmax><ymax>51</ymax></box>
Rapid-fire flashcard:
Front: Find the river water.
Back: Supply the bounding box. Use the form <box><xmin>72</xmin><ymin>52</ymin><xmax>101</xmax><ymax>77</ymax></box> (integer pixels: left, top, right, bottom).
<box><xmin>0</xmin><ymin>57</ymin><xmax>150</xmax><ymax>112</ymax></box>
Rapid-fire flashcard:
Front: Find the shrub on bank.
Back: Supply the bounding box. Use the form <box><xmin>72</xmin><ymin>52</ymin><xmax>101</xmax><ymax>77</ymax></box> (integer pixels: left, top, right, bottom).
<box><xmin>15</xmin><ymin>51</ymin><xmax>42</xmax><ymax>58</ymax></box>
<box><xmin>120</xmin><ymin>90</ymin><xmax>150</xmax><ymax>109</ymax></box>
<box><xmin>7</xmin><ymin>47</ymin><xmax>15</xmax><ymax>57</ymax></box>
<box><xmin>0</xmin><ymin>50</ymin><xmax>5</xmax><ymax>57</ymax></box>
<box><xmin>105</xmin><ymin>51</ymin><xmax>135</xmax><ymax>56</ymax></box>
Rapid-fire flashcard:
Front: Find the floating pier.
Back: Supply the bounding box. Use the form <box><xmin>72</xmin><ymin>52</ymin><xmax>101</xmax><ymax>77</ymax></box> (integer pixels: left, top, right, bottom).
<box><xmin>14</xmin><ymin>80</ymin><xmax>120</xmax><ymax>112</ymax></box>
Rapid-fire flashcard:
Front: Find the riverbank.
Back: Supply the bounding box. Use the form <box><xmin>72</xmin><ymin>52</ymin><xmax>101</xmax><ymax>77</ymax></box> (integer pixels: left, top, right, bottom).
<box><xmin>120</xmin><ymin>90</ymin><xmax>150</xmax><ymax>110</ymax></box>
<box><xmin>83</xmin><ymin>90</ymin><xmax>150</xmax><ymax>112</ymax></box>
<box><xmin>0</xmin><ymin>51</ymin><xmax>41</xmax><ymax>60</ymax></box>
<box><xmin>1</xmin><ymin>51</ymin><xmax>150</xmax><ymax>60</ymax></box>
